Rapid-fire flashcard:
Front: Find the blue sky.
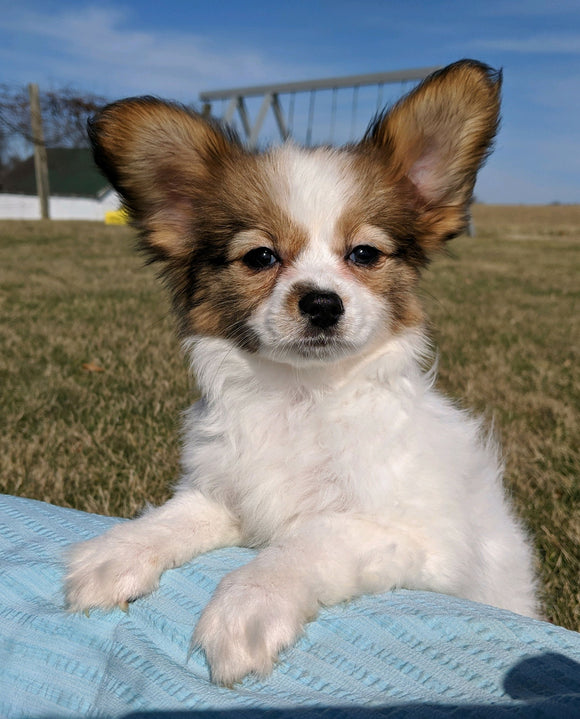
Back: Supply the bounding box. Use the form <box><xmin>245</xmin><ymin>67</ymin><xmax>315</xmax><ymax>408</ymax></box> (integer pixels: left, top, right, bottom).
<box><xmin>1</xmin><ymin>0</ymin><xmax>579</xmax><ymax>203</ymax></box>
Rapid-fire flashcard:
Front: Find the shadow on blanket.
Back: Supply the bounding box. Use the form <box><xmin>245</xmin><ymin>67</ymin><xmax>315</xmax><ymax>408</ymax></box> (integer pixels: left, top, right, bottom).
<box><xmin>119</xmin><ymin>653</ymin><xmax>580</xmax><ymax>717</ymax></box>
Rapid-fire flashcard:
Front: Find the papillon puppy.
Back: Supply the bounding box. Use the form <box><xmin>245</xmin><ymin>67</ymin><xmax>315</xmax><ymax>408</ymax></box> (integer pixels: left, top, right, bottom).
<box><xmin>66</xmin><ymin>60</ymin><xmax>538</xmax><ymax>685</ymax></box>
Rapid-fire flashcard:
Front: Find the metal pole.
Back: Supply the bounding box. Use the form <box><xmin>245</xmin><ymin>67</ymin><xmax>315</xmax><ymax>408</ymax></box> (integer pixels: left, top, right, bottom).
<box><xmin>223</xmin><ymin>96</ymin><xmax>238</xmax><ymax>124</ymax></box>
<box><xmin>249</xmin><ymin>93</ymin><xmax>273</xmax><ymax>149</ymax></box>
<box><xmin>330</xmin><ymin>87</ymin><xmax>337</xmax><ymax>143</ymax></box>
<box><xmin>350</xmin><ymin>86</ymin><xmax>359</xmax><ymax>140</ymax></box>
<box><xmin>288</xmin><ymin>93</ymin><xmax>295</xmax><ymax>136</ymax></box>
<box><xmin>376</xmin><ymin>83</ymin><xmax>384</xmax><ymax>112</ymax></box>
<box><xmin>236</xmin><ymin>98</ymin><xmax>252</xmax><ymax>139</ymax></box>
<box><xmin>306</xmin><ymin>90</ymin><xmax>315</xmax><ymax>146</ymax></box>
<box><xmin>200</xmin><ymin>66</ymin><xmax>441</xmax><ymax>102</ymax></box>
<box><xmin>271</xmin><ymin>94</ymin><xmax>289</xmax><ymax>142</ymax></box>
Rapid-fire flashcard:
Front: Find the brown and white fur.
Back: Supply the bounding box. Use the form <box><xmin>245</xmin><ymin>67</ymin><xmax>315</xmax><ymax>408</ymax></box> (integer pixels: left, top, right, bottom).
<box><xmin>65</xmin><ymin>60</ymin><xmax>538</xmax><ymax>685</ymax></box>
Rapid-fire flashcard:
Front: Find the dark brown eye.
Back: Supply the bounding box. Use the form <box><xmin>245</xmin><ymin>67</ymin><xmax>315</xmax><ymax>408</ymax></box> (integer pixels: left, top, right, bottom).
<box><xmin>243</xmin><ymin>247</ymin><xmax>279</xmax><ymax>270</ymax></box>
<box><xmin>347</xmin><ymin>245</ymin><xmax>380</xmax><ymax>266</ymax></box>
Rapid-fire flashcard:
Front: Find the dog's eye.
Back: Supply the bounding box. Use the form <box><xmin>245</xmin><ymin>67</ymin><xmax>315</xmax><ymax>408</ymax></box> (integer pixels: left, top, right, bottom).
<box><xmin>347</xmin><ymin>245</ymin><xmax>381</xmax><ymax>267</ymax></box>
<box><xmin>243</xmin><ymin>247</ymin><xmax>279</xmax><ymax>270</ymax></box>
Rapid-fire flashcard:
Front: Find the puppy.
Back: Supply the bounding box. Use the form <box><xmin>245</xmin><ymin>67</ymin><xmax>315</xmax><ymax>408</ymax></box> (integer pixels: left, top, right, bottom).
<box><xmin>66</xmin><ymin>60</ymin><xmax>538</xmax><ymax>685</ymax></box>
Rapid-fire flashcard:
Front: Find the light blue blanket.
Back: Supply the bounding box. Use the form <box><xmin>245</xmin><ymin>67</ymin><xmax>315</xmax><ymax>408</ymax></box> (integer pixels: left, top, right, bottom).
<box><xmin>0</xmin><ymin>493</ymin><xmax>579</xmax><ymax>717</ymax></box>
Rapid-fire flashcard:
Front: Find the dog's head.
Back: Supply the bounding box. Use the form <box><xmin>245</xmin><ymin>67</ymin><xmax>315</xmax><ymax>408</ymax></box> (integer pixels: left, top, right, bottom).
<box><xmin>89</xmin><ymin>60</ymin><xmax>500</xmax><ymax>365</ymax></box>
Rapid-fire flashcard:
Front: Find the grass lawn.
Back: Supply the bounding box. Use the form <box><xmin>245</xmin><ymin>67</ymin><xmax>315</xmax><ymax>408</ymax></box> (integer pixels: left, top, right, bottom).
<box><xmin>0</xmin><ymin>206</ymin><xmax>578</xmax><ymax>631</ymax></box>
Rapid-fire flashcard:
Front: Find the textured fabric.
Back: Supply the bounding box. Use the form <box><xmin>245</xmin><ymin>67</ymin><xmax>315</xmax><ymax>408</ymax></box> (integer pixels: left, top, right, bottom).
<box><xmin>0</xmin><ymin>494</ymin><xmax>579</xmax><ymax>718</ymax></box>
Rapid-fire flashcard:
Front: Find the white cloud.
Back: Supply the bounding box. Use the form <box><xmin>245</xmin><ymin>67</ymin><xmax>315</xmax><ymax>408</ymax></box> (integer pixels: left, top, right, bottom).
<box><xmin>2</xmin><ymin>5</ymin><xmax>324</xmax><ymax>100</ymax></box>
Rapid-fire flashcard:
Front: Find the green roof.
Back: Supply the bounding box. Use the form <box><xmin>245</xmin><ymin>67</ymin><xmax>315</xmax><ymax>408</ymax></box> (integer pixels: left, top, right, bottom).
<box><xmin>0</xmin><ymin>147</ymin><xmax>110</xmax><ymax>198</ymax></box>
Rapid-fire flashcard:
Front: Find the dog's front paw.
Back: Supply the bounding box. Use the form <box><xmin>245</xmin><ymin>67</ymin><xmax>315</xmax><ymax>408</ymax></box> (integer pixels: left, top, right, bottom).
<box><xmin>193</xmin><ymin>569</ymin><xmax>312</xmax><ymax>685</ymax></box>
<box><xmin>65</xmin><ymin>525</ymin><xmax>163</xmax><ymax>612</ymax></box>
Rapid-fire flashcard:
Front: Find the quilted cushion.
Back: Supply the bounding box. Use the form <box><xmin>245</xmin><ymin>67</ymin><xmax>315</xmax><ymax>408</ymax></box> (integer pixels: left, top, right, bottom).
<box><xmin>0</xmin><ymin>493</ymin><xmax>579</xmax><ymax>717</ymax></box>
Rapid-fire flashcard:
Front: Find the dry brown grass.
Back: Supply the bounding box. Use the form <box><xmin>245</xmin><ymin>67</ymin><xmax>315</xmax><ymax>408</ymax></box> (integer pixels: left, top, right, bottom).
<box><xmin>421</xmin><ymin>204</ymin><xmax>579</xmax><ymax>631</ymax></box>
<box><xmin>0</xmin><ymin>221</ymin><xmax>188</xmax><ymax>516</ymax></box>
<box><xmin>0</xmin><ymin>207</ymin><xmax>578</xmax><ymax>631</ymax></box>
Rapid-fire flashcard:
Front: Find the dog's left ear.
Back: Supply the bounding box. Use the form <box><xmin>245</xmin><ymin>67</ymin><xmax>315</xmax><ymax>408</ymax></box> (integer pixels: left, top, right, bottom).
<box><xmin>364</xmin><ymin>59</ymin><xmax>501</xmax><ymax>250</ymax></box>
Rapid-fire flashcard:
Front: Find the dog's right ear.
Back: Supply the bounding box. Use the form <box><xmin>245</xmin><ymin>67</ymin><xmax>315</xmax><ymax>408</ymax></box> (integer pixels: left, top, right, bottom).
<box><xmin>361</xmin><ymin>60</ymin><xmax>501</xmax><ymax>252</ymax></box>
<box><xmin>89</xmin><ymin>97</ymin><xmax>241</xmax><ymax>261</ymax></box>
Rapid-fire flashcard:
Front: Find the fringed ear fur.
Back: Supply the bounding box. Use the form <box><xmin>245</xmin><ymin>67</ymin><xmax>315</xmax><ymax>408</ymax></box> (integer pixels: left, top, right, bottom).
<box><xmin>88</xmin><ymin>97</ymin><xmax>241</xmax><ymax>261</ymax></box>
<box><xmin>363</xmin><ymin>59</ymin><xmax>501</xmax><ymax>251</ymax></box>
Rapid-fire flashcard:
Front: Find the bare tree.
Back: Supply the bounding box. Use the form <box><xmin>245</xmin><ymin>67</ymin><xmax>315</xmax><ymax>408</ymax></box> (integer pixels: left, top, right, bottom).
<box><xmin>0</xmin><ymin>84</ymin><xmax>107</xmax><ymax>167</ymax></box>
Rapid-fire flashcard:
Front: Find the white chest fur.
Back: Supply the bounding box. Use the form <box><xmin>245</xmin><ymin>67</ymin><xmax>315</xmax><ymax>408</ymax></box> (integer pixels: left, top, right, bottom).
<box><xmin>180</xmin><ymin>333</ymin><xmax>499</xmax><ymax>549</ymax></box>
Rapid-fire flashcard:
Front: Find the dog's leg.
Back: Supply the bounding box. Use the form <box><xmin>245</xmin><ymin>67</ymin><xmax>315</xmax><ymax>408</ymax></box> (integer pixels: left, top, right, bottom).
<box><xmin>193</xmin><ymin>514</ymin><xmax>425</xmax><ymax>685</ymax></box>
<box><xmin>65</xmin><ymin>490</ymin><xmax>241</xmax><ymax>612</ymax></box>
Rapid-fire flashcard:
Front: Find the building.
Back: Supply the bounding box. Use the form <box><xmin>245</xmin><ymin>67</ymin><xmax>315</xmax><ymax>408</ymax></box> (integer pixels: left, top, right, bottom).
<box><xmin>0</xmin><ymin>147</ymin><xmax>120</xmax><ymax>220</ymax></box>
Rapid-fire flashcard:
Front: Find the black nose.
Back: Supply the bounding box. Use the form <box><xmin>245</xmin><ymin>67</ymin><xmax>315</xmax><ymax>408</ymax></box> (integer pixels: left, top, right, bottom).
<box><xmin>298</xmin><ymin>291</ymin><xmax>344</xmax><ymax>329</ymax></box>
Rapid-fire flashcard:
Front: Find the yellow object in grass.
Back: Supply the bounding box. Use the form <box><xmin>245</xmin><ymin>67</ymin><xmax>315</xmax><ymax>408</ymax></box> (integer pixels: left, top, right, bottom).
<box><xmin>105</xmin><ymin>207</ymin><xmax>129</xmax><ymax>225</ymax></box>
